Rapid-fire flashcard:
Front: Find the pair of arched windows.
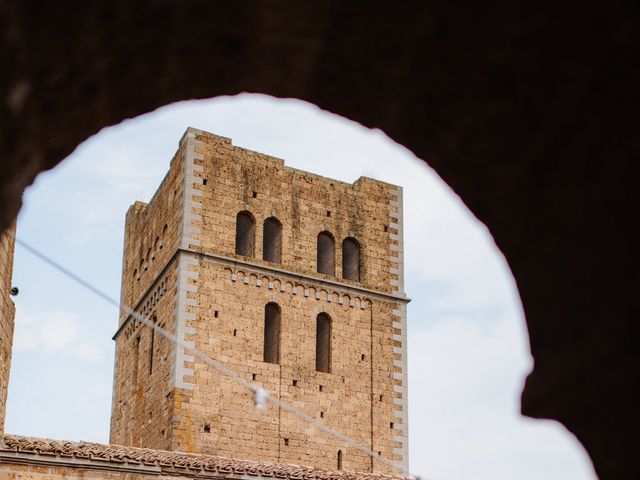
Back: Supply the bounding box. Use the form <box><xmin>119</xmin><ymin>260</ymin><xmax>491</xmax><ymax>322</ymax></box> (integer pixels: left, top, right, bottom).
<box><xmin>317</xmin><ymin>232</ymin><xmax>361</xmax><ymax>281</ymax></box>
<box><xmin>236</xmin><ymin>211</ymin><xmax>282</xmax><ymax>263</ymax></box>
<box><xmin>263</xmin><ymin>303</ymin><xmax>331</xmax><ymax>373</ymax></box>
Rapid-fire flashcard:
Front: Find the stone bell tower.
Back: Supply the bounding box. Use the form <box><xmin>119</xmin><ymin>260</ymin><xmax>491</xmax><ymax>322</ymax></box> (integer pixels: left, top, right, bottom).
<box><xmin>110</xmin><ymin>128</ymin><xmax>409</xmax><ymax>474</ymax></box>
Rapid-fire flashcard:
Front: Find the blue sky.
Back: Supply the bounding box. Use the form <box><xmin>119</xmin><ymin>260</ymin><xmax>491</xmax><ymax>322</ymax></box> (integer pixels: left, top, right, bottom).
<box><xmin>5</xmin><ymin>94</ymin><xmax>595</xmax><ymax>480</ymax></box>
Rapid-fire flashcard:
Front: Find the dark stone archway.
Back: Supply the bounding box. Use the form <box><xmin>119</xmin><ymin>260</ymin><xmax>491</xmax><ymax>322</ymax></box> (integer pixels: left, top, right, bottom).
<box><xmin>1</xmin><ymin>2</ymin><xmax>638</xmax><ymax>478</ymax></box>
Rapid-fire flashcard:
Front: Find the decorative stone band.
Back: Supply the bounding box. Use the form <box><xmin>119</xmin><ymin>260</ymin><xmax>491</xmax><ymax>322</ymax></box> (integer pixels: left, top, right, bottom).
<box><xmin>0</xmin><ymin>434</ymin><xmax>401</xmax><ymax>480</ymax></box>
<box><xmin>391</xmin><ymin>304</ymin><xmax>409</xmax><ymax>471</ymax></box>
<box><xmin>113</xmin><ymin>246</ymin><xmax>410</xmax><ymax>342</ymax></box>
<box><xmin>228</xmin><ymin>267</ymin><xmax>373</xmax><ymax>310</ymax></box>
<box><xmin>388</xmin><ymin>186</ymin><xmax>404</xmax><ymax>295</ymax></box>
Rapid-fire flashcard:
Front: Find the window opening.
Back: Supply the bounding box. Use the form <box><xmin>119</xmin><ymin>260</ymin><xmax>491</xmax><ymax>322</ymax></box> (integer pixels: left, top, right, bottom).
<box><xmin>316</xmin><ymin>313</ymin><xmax>331</xmax><ymax>373</ymax></box>
<box><xmin>342</xmin><ymin>237</ymin><xmax>360</xmax><ymax>281</ymax></box>
<box><xmin>263</xmin><ymin>217</ymin><xmax>282</xmax><ymax>263</ymax></box>
<box><xmin>235</xmin><ymin>211</ymin><xmax>255</xmax><ymax>257</ymax></box>
<box><xmin>263</xmin><ymin>303</ymin><xmax>281</xmax><ymax>364</ymax></box>
<box><xmin>317</xmin><ymin>231</ymin><xmax>335</xmax><ymax>275</ymax></box>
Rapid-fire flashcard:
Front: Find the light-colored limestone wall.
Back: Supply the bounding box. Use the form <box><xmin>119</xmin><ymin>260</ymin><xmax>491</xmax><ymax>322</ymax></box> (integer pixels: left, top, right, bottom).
<box><xmin>0</xmin><ymin>225</ymin><xmax>16</xmax><ymax>432</ymax></box>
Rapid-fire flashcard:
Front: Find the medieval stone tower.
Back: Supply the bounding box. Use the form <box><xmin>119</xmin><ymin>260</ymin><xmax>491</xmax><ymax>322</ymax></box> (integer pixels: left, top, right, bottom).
<box><xmin>110</xmin><ymin>128</ymin><xmax>409</xmax><ymax>474</ymax></box>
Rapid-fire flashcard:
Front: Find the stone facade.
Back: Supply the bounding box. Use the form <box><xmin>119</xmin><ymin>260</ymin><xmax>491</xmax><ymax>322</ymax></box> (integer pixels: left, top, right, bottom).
<box><xmin>111</xmin><ymin>128</ymin><xmax>409</xmax><ymax>475</ymax></box>
<box><xmin>0</xmin><ymin>434</ymin><xmax>398</xmax><ymax>480</ymax></box>
<box><xmin>0</xmin><ymin>226</ymin><xmax>16</xmax><ymax>433</ymax></box>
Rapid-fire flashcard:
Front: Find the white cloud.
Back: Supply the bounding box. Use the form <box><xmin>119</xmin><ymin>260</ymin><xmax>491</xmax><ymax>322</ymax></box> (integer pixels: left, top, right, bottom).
<box><xmin>408</xmin><ymin>312</ymin><xmax>595</xmax><ymax>480</ymax></box>
<box><xmin>13</xmin><ymin>307</ymin><xmax>103</xmax><ymax>362</ymax></box>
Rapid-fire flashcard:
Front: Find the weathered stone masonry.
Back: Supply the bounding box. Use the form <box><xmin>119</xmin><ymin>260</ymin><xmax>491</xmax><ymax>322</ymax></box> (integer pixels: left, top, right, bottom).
<box><xmin>0</xmin><ymin>226</ymin><xmax>16</xmax><ymax>433</ymax></box>
<box><xmin>111</xmin><ymin>128</ymin><xmax>409</xmax><ymax>475</ymax></box>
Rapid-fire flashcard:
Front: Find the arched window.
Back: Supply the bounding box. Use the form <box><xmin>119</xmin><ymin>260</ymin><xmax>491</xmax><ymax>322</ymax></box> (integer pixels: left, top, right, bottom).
<box><xmin>315</xmin><ymin>313</ymin><xmax>331</xmax><ymax>373</ymax></box>
<box><xmin>317</xmin><ymin>231</ymin><xmax>335</xmax><ymax>275</ymax></box>
<box><xmin>263</xmin><ymin>217</ymin><xmax>282</xmax><ymax>263</ymax></box>
<box><xmin>263</xmin><ymin>303</ymin><xmax>281</xmax><ymax>364</ymax></box>
<box><xmin>152</xmin><ymin>237</ymin><xmax>160</xmax><ymax>258</ymax></box>
<box><xmin>337</xmin><ymin>450</ymin><xmax>343</xmax><ymax>470</ymax></box>
<box><xmin>235</xmin><ymin>211</ymin><xmax>255</xmax><ymax>257</ymax></box>
<box><xmin>342</xmin><ymin>237</ymin><xmax>360</xmax><ymax>281</ymax></box>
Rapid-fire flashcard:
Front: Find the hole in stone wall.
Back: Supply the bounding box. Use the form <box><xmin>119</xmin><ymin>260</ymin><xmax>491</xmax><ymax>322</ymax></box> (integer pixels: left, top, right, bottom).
<box><xmin>204</xmin><ymin>424</ymin><xmax>211</xmax><ymax>433</ymax></box>
<box><xmin>203</xmin><ymin>178</ymin><xmax>208</xmax><ymax>185</ymax></box>
<box><xmin>252</xmin><ymin>373</ymin><xmax>256</xmax><ymax>381</ymax></box>
<box><xmin>214</xmin><ymin>310</ymin><xmax>218</xmax><ymax>318</ymax></box>
<box><xmin>320</xmin><ymin>411</ymin><xmax>324</xmax><ymax>418</ymax></box>
<box><xmin>252</xmin><ymin>191</ymin><xmax>258</xmax><ymax>198</ymax></box>
<box><xmin>284</xmin><ymin>438</ymin><xmax>289</xmax><ymax>446</ymax></box>
<box><xmin>384</xmin><ymin>225</ymin><xmax>388</xmax><ymax>232</ymax></box>
<box><xmin>319</xmin><ymin>385</ymin><xmax>324</xmax><ymax>392</ymax></box>
<box><xmin>390</xmin><ymin>422</ymin><xmax>394</xmax><ymax>429</ymax></box>
<box><xmin>292</xmin><ymin>379</ymin><xmax>298</xmax><ymax>387</ymax></box>
<box><xmin>232</xmin><ymin>329</ymin><xmax>237</xmax><ymax>336</ymax></box>
<box><xmin>361</xmin><ymin>353</ymin><xmax>366</xmax><ymax>361</ymax></box>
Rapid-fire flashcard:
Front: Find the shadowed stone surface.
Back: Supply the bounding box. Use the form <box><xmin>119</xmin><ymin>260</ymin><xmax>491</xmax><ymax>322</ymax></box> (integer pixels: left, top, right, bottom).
<box><xmin>1</xmin><ymin>1</ymin><xmax>638</xmax><ymax>478</ymax></box>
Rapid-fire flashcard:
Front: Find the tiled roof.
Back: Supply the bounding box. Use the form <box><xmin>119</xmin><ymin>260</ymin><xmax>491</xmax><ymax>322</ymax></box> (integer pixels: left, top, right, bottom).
<box><xmin>0</xmin><ymin>434</ymin><xmax>400</xmax><ymax>479</ymax></box>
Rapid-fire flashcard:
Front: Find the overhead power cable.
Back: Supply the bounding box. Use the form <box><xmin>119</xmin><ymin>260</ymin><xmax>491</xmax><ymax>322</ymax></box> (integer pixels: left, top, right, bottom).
<box><xmin>11</xmin><ymin>233</ymin><xmax>416</xmax><ymax>478</ymax></box>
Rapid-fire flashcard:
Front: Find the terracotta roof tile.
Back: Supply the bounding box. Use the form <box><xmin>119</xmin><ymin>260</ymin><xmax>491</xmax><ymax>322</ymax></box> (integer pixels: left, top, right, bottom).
<box><xmin>0</xmin><ymin>434</ymin><xmax>401</xmax><ymax>479</ymax></box>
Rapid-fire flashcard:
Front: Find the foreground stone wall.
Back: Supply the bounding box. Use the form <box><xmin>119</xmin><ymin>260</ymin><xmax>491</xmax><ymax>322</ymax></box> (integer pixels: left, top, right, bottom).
<box><xmin>112</xmin><ymin>129</ymin><xmax>409</xmax><ymax>475</ymax></box>
<box><xmin>0</xmin><ymin>226</ymin><xmax>15</xmax><ymax>432</ymax></box>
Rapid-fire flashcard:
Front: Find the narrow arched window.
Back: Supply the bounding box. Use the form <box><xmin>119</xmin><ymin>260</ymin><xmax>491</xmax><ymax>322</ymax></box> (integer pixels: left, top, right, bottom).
<box><xmin>316</xmin><ymin>313</ymin><xmax>331</xmax><ymax>373</ymax></box>
<box><xmin>337</xmin><ymin>450</ymin><xmax>343</xmax><ymax>470</ymax></box>
<box><xmin>235</xmin><ymin>211</ymin><xmax>255</xmax><ymax>257</ymax></box>
<box><xmin>342</xmin><ymin>237</ymin><xmax>360</xmax><ymax>281</ymax></box>
<box><xmin>317</xmin><ymin>231</ymin><xmax>335</xmax><ymax>275</ymax></box>
<box><xmin>263</xmin><ymin>303</ymin><xmax>281</xmax><ymax>364</ymax></box>
<box><xmin>263</xmin><ymin>217</ymin><xmax>282</xmax><ymax>263</ymax></box>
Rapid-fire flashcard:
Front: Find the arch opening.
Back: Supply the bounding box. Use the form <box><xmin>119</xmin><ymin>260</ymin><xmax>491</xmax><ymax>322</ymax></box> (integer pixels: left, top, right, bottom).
<box><xmin>263</xmin><ymin>217</ymin><xmax>282</xmax><ymax>263</ymax></box>
<box><xmin>235</xmin><ymin>211</ymin><xmax>256</xmax><ymax>257</ymax></box>
<box><xmin>317</xmin><ymin>231</ymin><xmax>335</xmax><ymax>276</ymax></box>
